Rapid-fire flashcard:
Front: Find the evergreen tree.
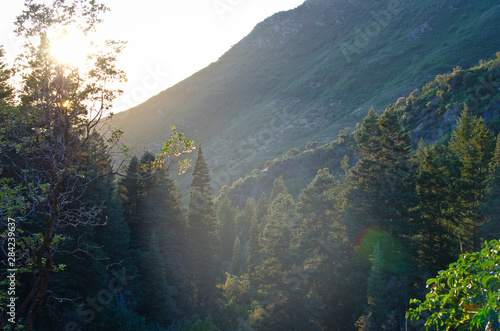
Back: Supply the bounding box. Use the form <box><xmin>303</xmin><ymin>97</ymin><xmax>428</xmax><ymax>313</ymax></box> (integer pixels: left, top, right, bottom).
<box><xmin>297</xmin><ymin>168</ymin><xmax>344</xmax><ymax>249</ymax></box>
<box><xmin>217</xmin><ymin>196</ymin><xmax>238</xmax><ymax>264</ymax></box>
<box><xmin>0</xmin><ymin>46</ymin><xmax>13</xmax><ymax>102</ymax></box>
<box><xmin>119</xmin><ymin>155</ymin><xmax>142</xmax><ymax>249</ymax></box>
<box><xmin>269</xmin><ymin>176</ymin><xmax>288</xmax><ymax>202</ymax></box>
<box><xmin>483</xmin><ymin>137</ymin><xmax>500</xmax><ymax>241</ymax></box>
<box><xmin>345</xmin><ymin>107</ymin><xmax>415</xmax><ymax>240</ymax></box>
<box><xmin>447</xmin><ymin>108</ymin><xmax>496</xmax><ymax>252</ymax></box>
<box><xmin>118</xmin><ymin>152</ymin><xmax>191</xmax><ymax>323</ymax></box>
<box><xmin>242</xmin><ymin>197</ymin><xmax>257</xmax><ymax>235</ymax></box>
<box><xmin>296</xmin><ymin>168</ymin><xmax>350</xmax><ymax>330</ymax></box>
<box><xmin>344</xmin><ymin>107</ymin><xmax>416</xmax><ymax>330</ymax></box>
<box><xmin>247</xmin><ymin>213</ymin><xmax>260</xmax><ymax>285</ymax></box>
<box><xmin>261</xmin><ymin>193</ymin><xmax>297</xmax><ymax>260</ymax></box>
<box><xmin>252</xmin><ymin>193</ymin><xmax>319</xmax><ymax>330</ymax></box>
<box><xmin>187</xmin><ymin>146</ymin><xmax>220</xmax><ymax>312</ymax></box>
<box><xmin>141</xmin><ymin>231</ymin><xmax>178</xmax><ymax>324</ymax></box>
<box><xmin>256</xmin><ymin>192</ymin><xmax>269</xmax><ymax>227</ymax></box>
<box><xmin>232</xmin><ymin>236</ymin><xmax>242</xmax><ymax>275</ymax></box>
<box><xmin>363</xmin><ymin>244</ymin><xmax>389</xmax><ymax>330</ymax></box>
<box><xmin>151</xmin><ymin>172</ymin><xmax>191</xmax><ymax>314</ymax></box>
<box><xmin>414</xmin><ymin>140</ymin><xmax>457</xmax><ymax>273</ymax></box>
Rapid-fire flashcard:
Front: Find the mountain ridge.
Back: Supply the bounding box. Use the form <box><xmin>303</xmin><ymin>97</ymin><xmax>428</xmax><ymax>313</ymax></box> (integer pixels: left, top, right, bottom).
<box><xmin>109</xmin><ymin>0</ymin><xmax>500</xmax><ymax>194</ymax></box>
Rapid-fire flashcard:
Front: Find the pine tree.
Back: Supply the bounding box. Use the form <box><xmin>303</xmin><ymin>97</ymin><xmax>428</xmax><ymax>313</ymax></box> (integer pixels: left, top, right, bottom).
<box><xmin>364</xmin><ymin>243</ymin><xmax>389</xmax><ymax>330</ymax></box>
<box><xmin>297</xmin><ymin>168</ymin><xmax>344</xmax><ymax>250</ymax></box>
<box><xmin>447</xmin><ymin>108</ymin><xmax>496</xmax><ymax>252</ymax></box>
<box><xmin>187</xmin><ymin>146</ymin><xmax>220</xmax><ymax>312</ymax></box>
<box><xmin>232</xmin><ymin>236</ymin><xmax>242</xmax><ymax>275</ymax></box>
<box><xmin>261</xmin><ymin>193</ymin><xmax>297</xmax><ymax>260</ymax></box>
<box><xmin>296</xmin><ymin>168</ymin><xmax>349</xmax><ymax>330</ymax></box>
<box><xmin>414</xmin><ymin>140</ymin><xmax>457</xmax><ymax>273</ymax></box>
<box><xmin>0</xmin><ymin>46</ymin><xmax>13</xmax><ymax>102</ymax></box>
<box><xmin>119</xmin><ymin>155</ymin><xmax>142</xmax><ymax>249</ymax></box>
<box><xmin>344</xmin><ymin>107</ymin><xmax>416</xmax><ymax>330</ymax></box>
<box><xmin>141</xmin><ymin>231</ymin><xmax>178</xmax><ymax>324</ymax></box>
<box><xmin>256</xmin><ymin>192</ymin><xmax>269</xmax><ymax>227</ymax></box>
<box><xmin>252</xmin><ymin>193</ymin><xmax>319</xmax><ymax>330</ymax></box>
<box><xmin>345</xmin><ymin>107</ymin><xmax>415</xmax><ymax>240</ymax></box>
<box><xmin>151</xmin><ymin>172</ymin><xmax>191</xmax><ymax>314</ymax></box>
<box><xmin>269</xmin><ymin>176</ymin><xmax>288</xmax><ymax>202</ymax></box>
<box><xmin>247</xmin><ymin>213</ymin><xmax>260</xmax><ymax>285</ymax></box>
<box><xmin>242</xmin><ymin>197</ymin><xmax>257</xmax><ymax>235</ymax></box>
<box><xmin>483</xmin><ymin>137</ymin><xmax>500</xmax><ymax>241</ymax></box>
<box><xmin>217</xmin><ymin>196</ymin><xmax>238</xmax><ymax>264</ymax></box>
<box><xmin>118</xmin><ymin>152</ymin><xmax>191</xmax><ymax>320</ymax></box>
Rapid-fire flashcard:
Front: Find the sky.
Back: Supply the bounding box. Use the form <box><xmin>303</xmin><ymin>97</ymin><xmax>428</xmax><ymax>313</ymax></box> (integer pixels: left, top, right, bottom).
<box><xmin>0</xmin><ymin>0</ymin><xmax>305</xmax><ymax>113</ymax></box>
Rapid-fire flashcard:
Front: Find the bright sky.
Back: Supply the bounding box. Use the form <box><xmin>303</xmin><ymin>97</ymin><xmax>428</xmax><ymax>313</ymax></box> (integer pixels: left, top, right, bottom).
<box><xmin>0</xmin><ymin>0</ymin><xmax>305</xmax><ymax>113</ymax></box>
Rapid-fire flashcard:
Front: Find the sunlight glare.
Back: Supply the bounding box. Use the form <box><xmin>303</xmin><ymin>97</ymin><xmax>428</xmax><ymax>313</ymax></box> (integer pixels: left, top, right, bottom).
<box><xmin>49</xmin><ymin>27</ymin><xmax>92</xmax><ymax>69</ymax></box>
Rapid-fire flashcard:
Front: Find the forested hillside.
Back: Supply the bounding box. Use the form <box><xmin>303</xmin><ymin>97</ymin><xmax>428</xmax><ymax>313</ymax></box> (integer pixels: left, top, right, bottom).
<box><xmin>221</xmin><ymin>53</ymin><xmax>500</xmax><ymax>205</ymax></box>
<box><xmin>110</xmin><ymin>0</ymin><xmax>500</xmax><ymax>194</ymax></box>
<box><xmin>1</xmin><ymin>0</ymin><xmax>500</xmax><ymax>330</ymax></box>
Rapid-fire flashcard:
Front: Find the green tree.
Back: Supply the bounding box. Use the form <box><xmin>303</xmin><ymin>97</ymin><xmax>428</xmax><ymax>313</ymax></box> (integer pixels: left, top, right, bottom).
<box><xmin>483</xmin><ymin>137</ymin><xmax>500</xmax><ymax>241</ymax></box>
<box><xmin>250</xmin><ymin>193</ymin><xmax>319</xmax><ymax>330</ymax></box>
<box><xmin>247</xmin><ymin>213</ymin><xmax>260</xmax><ymax>285</ymax></box>
<box><xmin>0</xmin><ymin>2</ymin><xmax>193</xmax><ymax>328</ymax></box>
<box><xmin>296</xmin><ymin>168</ymin><xmax>350</xmax><ymax>330</ymax></box>
<box><xmin>408</xmin><ymin>239</ymin><xmax>500</xmax><ymax>330</ymax></box>
<box><xmin>360</xmin><ymin>244</ymin><xmax>392</xmax><ymax>330</ymax></box>
<box><xmin>344</xmin><ymin>107</ymin><xmax>416</xmax><ymax>330</ymax></box>
<box><xmin>297</xmin><ymin>168</ymin><xmax>344</xmax><ymax>250</ymax></box>
<box><xmin>232</xmin><ymin>236</ymin><xmax>242</xmax><ymax>275</ymax></box>
<box><xmin>447</xmin><ymin>108</ymin><xmax>496</xmax><ymax>252</ymax></box>
<box><xmin>0</xmin><ymin>2</ymin><xmax>125</xmax><ymax>329</ymax></box>
<box><xmin>269</xmin><ymin>176</ymin><xmax>288</xmax><ymax>203</ymax></box>
<box><xmin>0</xmin><ymin>46</ymin><xmax>13</xmax><ymax>102</ymax></box>
<box><xmin>256</xmin><ymin>192</ymin><xmax>269</xmax><ymax>227</ymax></box>
<box><xmin>140</xmin><ymin>231</ymin><xmax>178</xmax><ymax>324</ymax></box>
<box><xmin>242</xmin><ymin>197</ymin><xmax>257</xmax><ymax>237</ymax></box>
<box><xmin>414</xmin><ymin>140</ymin><xmax>457</xmax><ymax>273</ymax></box>
<box><xmin>217</xmin><ymin>196</ymin><xmax>238</xmax><ymax>264</ymax></box>
<box><xmin>345</xmin><ymin>107</ymin><xmax>415</xmax><ymax>240</ymax></box>
<box><xmin>187</xmin><ymin>146</ymin><xmax>220</xmax><ymax>313</ymax></box>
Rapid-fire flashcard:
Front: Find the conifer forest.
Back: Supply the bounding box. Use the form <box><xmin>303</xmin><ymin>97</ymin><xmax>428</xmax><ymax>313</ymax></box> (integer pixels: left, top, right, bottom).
<box><xmin>1</xmin><ymin>0</ymin><xmax>500</xmax><ymax>330</ymax></box>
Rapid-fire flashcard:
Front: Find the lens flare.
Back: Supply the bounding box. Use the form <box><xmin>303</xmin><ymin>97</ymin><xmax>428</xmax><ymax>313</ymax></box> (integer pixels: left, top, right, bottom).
<box><xmin>49</xmin><ymin>27</ymin><xmax>91</xmax><ymax>68</ymax></box>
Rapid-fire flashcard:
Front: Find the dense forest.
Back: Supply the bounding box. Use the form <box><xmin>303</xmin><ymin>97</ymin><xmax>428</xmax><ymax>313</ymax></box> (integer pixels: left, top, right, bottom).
<box><xmin>1</xmin><ymin>1</ymin><xmax>500</xmax><ymax>331</ymax></box>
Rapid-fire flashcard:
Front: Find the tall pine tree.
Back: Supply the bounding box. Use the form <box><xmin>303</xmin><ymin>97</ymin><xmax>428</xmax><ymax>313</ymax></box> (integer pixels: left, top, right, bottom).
<box><xmin>217</xmin><ymin>196</ymin><xmax>238</xmax><ymax>267</ymax></box>
<box><xmin>187</xmin><ymin>146</ymin><xmax>220</xmax><ymax>313</ymax></box>
<box><xmin>345</xmin><ymin>107</ymin><xmax>415</xmax><ymax>241</ymax></box>
<box><xmin>447</xmin><ymin>108</ymin><xmax>496</xmax><ymax>252</ymax></box>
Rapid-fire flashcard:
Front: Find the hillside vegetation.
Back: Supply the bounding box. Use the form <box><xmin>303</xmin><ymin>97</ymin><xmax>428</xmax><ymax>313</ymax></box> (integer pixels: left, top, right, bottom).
<box><xmin>222</xmin><ymin>53</ymin><xmax>500</xmax><ymax>205</ymax></box>
<box><xmin>110</xmin><ymin>0</ymin><xmax>500</xmax><ymax>194</ymax></box>
<box><xmin>2</xmin><ymin>1</ymin><xmax>500</xmax><ymax>330</ymax></box>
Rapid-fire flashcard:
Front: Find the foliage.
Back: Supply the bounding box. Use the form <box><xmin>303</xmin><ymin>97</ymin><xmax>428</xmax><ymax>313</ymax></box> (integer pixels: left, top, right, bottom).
<box><xmin>187</xmin><ymin>146</ymin><xmax>220</xmax><ymax>313</ymax></box>
<box><xmin>110</xmin><ymin>0</ymin><xmax>500</xmax><ymax>196</ymax></box>
<box><xmin>408</xmin><ymin>239</ymin><xmax>500</xmax><ymax>330</ymax></box>
<box><xmin>217</xmin><ymin>197</ymin><xmax>238</xmax><ymax>264</ymax></box>
<box><xmin>177</xmin><ymin>315</ymin><xmax>220</xmax><ymax>331</ymax></box>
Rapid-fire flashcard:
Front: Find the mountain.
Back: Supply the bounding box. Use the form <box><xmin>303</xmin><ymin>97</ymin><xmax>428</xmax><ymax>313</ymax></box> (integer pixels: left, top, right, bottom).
<box><xmin>221</xmin><ymin>53</ymin><xmax>500</xmax><ymax>207</ymax></box>
<box><xmin>109</xmin><ymin>0</ymin><xmax>500</xmax><ymax>194</ymax></box>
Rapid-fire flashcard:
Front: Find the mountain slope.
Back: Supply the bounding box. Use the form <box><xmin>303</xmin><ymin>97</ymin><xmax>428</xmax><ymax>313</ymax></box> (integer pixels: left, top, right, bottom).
<box><xmin>109</xmin><ymin>0</ymin><xmax>500</xmax><ymax>193</ymax></box>
<box><xmin>220</xmin><ymin>53</ymin><xmax>500</xmax><ymax>207</ymax></box>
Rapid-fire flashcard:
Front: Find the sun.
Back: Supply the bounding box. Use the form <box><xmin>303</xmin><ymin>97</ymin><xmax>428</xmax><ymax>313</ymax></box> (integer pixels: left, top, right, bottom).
<box><xmin>49</xmin><ymin>27</ymin><xmax>92</xmax><ymax>68</ymax></box>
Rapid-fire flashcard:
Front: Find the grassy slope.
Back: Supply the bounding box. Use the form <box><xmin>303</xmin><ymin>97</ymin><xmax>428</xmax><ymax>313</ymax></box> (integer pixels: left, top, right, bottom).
<box><xmin>222</xmin><ymin>53</ymin><xmax>500</xmax><ymax>207</ymax></box>
<box><xmin>109</xmin><ymin>0</ymin><xmax>500</xmax><ymax>195</ymax></box>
